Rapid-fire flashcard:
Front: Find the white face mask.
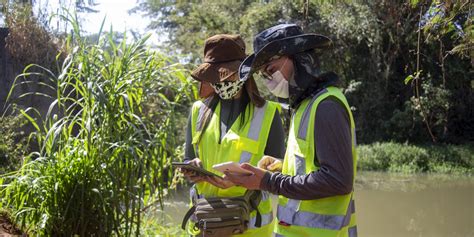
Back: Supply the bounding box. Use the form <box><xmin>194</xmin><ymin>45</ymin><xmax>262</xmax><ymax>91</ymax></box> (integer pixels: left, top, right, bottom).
<box><xmin>263</xmin><ymin>58</ymin><xmax>290</xmax><ymax>98</ymax></box>
<box><xmin>210</xmin><ymin>80</ymin><xmax>245</xmax><ymax>99</ymax></box>
<box><xmin>264</xmin><ymin>71</ymin><xmax>289</xmax><ymax>98</ymax></box>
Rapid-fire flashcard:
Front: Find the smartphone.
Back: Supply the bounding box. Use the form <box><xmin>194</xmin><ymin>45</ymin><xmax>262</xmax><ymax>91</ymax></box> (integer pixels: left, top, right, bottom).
<box><xmin>212</xmin><ymin>161</ymin><xmax>253</xmax><ymax>175</ymax></box>
<box><xmin>172</xmin><ymin>162</ymin><xmax>221</xmax><ymax>178</ymax></box>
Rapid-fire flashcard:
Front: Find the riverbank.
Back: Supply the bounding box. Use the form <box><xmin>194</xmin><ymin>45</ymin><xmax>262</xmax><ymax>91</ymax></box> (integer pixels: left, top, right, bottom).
<box><xmin>357</xmin><ymin>142</ymin><xmax>473</xmax><ymax>175</ymax></box>
<box><xmin>153</xmin><ymin>172</ymin><xmax>474</xmax><ymax>237</ymax></box>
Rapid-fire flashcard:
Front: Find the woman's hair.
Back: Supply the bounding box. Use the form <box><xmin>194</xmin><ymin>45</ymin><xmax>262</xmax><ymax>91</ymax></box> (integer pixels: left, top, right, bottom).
<box><xmin>196</xmin><ymin>83</ymin><xmax>251</xmax><ymax>144</ymax></box>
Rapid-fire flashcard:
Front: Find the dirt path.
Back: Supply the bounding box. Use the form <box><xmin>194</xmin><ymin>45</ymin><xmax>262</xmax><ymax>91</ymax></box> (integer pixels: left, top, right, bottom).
<box><xmin>0</xmin><ymin>213</ymin><xmax>24</xmax><ymax>237</ymax></box>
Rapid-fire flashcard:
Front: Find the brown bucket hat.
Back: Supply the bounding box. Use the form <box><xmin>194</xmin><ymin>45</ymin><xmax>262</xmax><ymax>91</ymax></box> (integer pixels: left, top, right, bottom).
<box><xmin>191</xmin><ymin>34</ymin><xmax>264</xmax><ymax>106</ymax></box>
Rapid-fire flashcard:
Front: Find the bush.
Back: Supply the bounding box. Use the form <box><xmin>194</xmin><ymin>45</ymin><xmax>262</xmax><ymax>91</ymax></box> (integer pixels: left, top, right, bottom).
<box><xmin>0</xmin><ymin>115</ymin><xmax>28</xmax><ymax>175</ymax></box>
<box><xmin>357</xmin><ymin>142</ymin><xmax>474</xmax><ymax>175</ymax></box>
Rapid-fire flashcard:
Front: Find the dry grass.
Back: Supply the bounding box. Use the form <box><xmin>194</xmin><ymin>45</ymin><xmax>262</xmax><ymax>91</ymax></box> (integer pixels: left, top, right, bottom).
<box><xmin>4</xmin><ymin>5</ymin><xmax>65</xmax><ymax>72</ymax></box>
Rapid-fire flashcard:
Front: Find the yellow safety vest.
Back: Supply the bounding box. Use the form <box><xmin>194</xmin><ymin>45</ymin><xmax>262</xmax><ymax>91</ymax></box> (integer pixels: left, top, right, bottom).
<box><xmin>189</xmin><ymin>99</ymin><xmax>280</xmax><ymax>236</ymax></box>
<box><xmin>275</xmin><ymin>87</ymin><xmax>358</xmax><ymax>237</ymax></box>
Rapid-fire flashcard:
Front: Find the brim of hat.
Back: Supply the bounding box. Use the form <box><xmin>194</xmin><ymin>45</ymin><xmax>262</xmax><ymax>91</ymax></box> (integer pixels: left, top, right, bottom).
<box><xmin>239</xmin><ymin>34</ymin><xmax>331</xmax><ymax>82</ymax></box>
<box><xmin>191</xmin><ymin>60</ymin><xmax>241</xmax><ymax>84</ymax></box>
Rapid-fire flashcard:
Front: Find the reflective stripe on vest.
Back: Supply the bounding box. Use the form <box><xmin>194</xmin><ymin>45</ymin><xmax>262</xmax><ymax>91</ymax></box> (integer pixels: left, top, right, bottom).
<box><xmin>278</xmin><ymin>198</ymin><xmax>355</xmax><ymax>230</ymax></box>
<box><xmin>276</xmin><ymin>226</ymin><xmax>358</xmax><ymax>237</ymax></box>
<box><xmin>348</xmin><ymin>225</ymin><xmax>358</xmax><ymax>237</ymax></box>
<box><xmin>195</xmin><ymin>101</ymin><xmax>268</xmax><ymax>164</ymax></box>
<box><xmin>239</xmin><ymin>102</ymin><xmax>268</xmax><ymax>164</ymax></box>
<box><xmin>194</xmin><ymin>102</ymin><xmax>209</xmax><ymax>156</ymax></box>
<box><xmin>297</xmin><ymin>89</ymin><xmax>327</xmax><ymax>140</ymax></box>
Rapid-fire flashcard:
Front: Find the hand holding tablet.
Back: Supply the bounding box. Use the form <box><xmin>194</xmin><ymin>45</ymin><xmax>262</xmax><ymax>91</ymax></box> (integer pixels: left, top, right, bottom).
<box><xmin>172</xmin><ymin>161</ymin><xmax>221</xmax><ymax>178</ymax></box>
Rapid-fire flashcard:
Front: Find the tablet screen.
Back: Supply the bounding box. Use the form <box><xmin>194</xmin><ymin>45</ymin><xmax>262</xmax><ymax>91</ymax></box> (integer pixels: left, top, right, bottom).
<box><xmin>172</xmin><ymin>162</ymin><xmax>221</xmax><ymax>178</ymax></box>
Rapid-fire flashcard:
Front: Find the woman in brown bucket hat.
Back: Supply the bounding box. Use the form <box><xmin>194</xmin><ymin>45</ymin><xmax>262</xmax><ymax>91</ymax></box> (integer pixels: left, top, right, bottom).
<box><xmin>180</xmin><ymin>34</ymin><xmax>285</xmax><ymax>236</ymax></box>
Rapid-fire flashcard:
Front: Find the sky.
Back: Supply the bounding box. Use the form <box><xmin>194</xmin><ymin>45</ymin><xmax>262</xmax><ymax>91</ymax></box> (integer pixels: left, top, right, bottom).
<box><xmin>77</xmin><ymin>0</ymin><xmax>149</xmax><ymax>34</ymax></box>
<box><xmin>76</xmin><ymin>0</ymin><xmax>161</xmax><ymax>44</ymax></box>
<box><xmin>1</xmin><ymin>0</ymin><xmax>161</xmax><ymax>45</ymax></box>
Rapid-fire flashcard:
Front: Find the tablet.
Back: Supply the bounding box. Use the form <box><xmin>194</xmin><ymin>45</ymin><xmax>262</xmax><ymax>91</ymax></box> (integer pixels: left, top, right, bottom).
<box><xmin>172</xmin><ymin>162</ymin><xmax>221</xmax><ymax>178</ymax></box>
<box><xmin>212</xmin><ymin>161</ymin><xmax>253</xmax><ymax>175</ymax></box>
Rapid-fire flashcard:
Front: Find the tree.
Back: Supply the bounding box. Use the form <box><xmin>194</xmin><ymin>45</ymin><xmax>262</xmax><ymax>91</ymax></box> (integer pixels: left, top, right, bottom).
<box><xmin>136</xmin><ymin>0</ymin><xmax>473</xmax><ymax>144</ymax></box>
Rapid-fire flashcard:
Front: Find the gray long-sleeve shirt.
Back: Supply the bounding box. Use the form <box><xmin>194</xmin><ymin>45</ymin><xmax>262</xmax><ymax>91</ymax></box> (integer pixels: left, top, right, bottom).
<box><xmin>260</xmin><ymin>98</ymin><xmax>354</xmax><ymax>200</ymax></box>
<box><xmin>184</xmin><ymin>97</ymin><xmax>286</xmax><ymax>161</ymax></box>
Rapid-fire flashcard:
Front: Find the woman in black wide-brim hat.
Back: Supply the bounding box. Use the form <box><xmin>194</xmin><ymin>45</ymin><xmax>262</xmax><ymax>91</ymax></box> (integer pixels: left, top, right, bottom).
<box><xmin>225</xmin><ymin>24</ymin><xmax>359</xmax><ymax>237</ymax></box>
<box><xmin>180</xmin><ymin>34</ymin><xmax>285</xmax><ymax>236</ymax></box>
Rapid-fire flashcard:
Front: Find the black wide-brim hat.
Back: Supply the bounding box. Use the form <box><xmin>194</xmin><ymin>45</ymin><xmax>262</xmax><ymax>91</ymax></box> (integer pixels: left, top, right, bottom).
<box><xmin>239</xmin><ymin>24</ymin><xmax>332</xmax><ymax>82</ymax></box>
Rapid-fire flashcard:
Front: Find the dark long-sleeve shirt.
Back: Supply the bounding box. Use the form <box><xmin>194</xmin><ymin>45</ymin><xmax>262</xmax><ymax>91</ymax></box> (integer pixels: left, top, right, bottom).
<box><xmin>184</xmin><ymin>97</ymin><xmax>286</xmax><ymax>161</ymax></box>
<box><xmin>260</xmin><ymin>98</ymin><xmax>354</xmax><ymax>200</ymax></box>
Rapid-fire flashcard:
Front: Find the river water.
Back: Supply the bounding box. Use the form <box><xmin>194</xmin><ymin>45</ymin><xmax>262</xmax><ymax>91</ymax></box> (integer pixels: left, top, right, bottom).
<box><xmin>155</xmin><ymin>172</ymin><xmax>474</xmax><ymax>237</ymax></box>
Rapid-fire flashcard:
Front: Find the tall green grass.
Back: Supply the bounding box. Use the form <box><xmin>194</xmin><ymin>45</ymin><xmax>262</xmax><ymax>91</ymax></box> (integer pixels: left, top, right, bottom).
<box><xmin>0</xmin><ymin>13</ymin><xmax>196</xmax><ymax>236</ymax></box>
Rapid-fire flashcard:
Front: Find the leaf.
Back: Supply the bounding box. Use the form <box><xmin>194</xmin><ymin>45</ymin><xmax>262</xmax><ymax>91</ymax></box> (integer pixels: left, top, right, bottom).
<box><xmin>415</xmin><ymin>70</ymin><xmax>423</xmax><ymax>79</ymax></box>
<box><xmin>20</xmin><ymin>109</ymin><xmax>41</xmax><ymax>132</ymax></box>
<box><xmin>404</xmin><ymin>75</ymin><xmax>414</xmax><ymax>85</ymax></box>
<box><xmin>410</xmin><ymin>0</ymin><xmax>419</xmax><ymax>8</ymax></box>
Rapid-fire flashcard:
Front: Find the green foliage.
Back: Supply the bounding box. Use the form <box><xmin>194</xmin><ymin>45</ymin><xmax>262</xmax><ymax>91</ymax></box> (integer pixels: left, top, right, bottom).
<box><xmin>0</xmin><ymin>12</ymin><xmax>196</xmax><ymax>235</ymax></box>
<box><xmin>0</xmin><ymin>115</ymin><xmax>28</xmax><ymax>175</ymax></box>
<box><xmin>239</xmin><ymin>0</ymin><xmax>299</xmax><ymax>41</ymax></box>
<box><xmin>141</xmin><ymin>214</ymin><xmax>185</xmax><ymax>236</ymax></box>
<box><xmin>357</xmin><ymin>142</ymin><xmax>473</xmax><ymax>175</ymax></box>
<box><xmin>137</xmin><ymin>0</ymin><xmax>473</xmax><ymax>144</ymax></box>
<box><xmin>139</xmin><ymin>0</ymin><xmax>250</xmax><ymax>61</ymax></box>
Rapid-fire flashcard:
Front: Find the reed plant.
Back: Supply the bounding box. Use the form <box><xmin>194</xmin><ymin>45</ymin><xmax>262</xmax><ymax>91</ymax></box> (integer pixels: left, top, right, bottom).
<box><xmin>0</xmin><ymin>13</ymin><xmax>196</xmax><ymax>236</ymax></box>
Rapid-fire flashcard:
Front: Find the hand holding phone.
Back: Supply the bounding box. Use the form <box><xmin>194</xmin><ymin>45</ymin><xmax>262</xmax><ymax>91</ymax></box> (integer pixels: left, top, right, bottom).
<box><xmin>212</xmin><ymin>161</ymin><xmax>253</xmax><ymax>175</ymax></box>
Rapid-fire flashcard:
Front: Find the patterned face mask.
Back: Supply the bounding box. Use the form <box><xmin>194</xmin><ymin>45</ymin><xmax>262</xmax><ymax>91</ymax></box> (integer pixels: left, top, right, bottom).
<box><xmin>210</xmin><ymin>80</ymin><xmax>245</xmax><ymax>99</ymax></box>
